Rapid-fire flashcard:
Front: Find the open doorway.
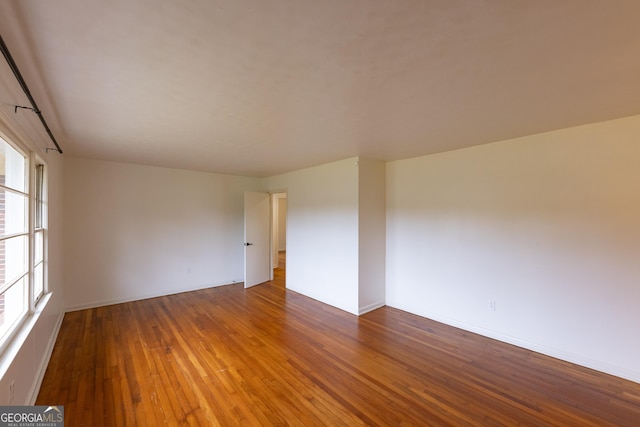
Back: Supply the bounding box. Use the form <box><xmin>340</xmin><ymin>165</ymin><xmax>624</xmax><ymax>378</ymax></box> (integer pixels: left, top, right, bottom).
<box><xmin>271</xmin><ymin>193</ymin><xmax>287</xmax><ymax>286</ymax></box>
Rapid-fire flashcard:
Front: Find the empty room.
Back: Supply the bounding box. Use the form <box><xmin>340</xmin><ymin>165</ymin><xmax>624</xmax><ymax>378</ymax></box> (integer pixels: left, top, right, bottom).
<box><xmin>1</xmin><ymin>0</ymin><xmax>640</xmax><ymax>425</ymax></box>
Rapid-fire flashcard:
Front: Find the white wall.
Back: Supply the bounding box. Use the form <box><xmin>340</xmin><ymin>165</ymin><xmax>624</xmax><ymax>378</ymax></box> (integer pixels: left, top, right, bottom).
<box><xmin>277</xmin><ymin>197</ymin><xmax>287</xmax><ymax>252</ymax></box>
<box><xmin>267</xmin><ymin>158</ymin><xmax>360</xmax><ymax>314</ymax></box>
<box><xmin>386</xmin><ymin>115</ymin><xmax>640</xmax><ymax>383</ymax></box>
<box><xmin>358</xmin><ymin>158</ymin><xmax>386</xmax><ymax>314</ymax></box>
<box><xmin>63</xmin><ymin>157</ymin><xmax>263</xmax><ymax>310</ymax></box>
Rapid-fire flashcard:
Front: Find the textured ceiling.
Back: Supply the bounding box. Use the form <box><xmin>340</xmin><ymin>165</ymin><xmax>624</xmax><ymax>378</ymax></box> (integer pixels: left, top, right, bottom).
<box><xmin>1</xmin><ymin>0</ymin><xmax>640</xmax><ymax>177</ymax></box>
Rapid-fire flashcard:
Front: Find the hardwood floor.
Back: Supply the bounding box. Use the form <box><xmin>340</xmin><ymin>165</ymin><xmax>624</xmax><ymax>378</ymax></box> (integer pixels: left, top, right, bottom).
<box><xmin>38</xmin><ymin>258</ymin><xmax>640</xmax><ymax>426</ymax></box>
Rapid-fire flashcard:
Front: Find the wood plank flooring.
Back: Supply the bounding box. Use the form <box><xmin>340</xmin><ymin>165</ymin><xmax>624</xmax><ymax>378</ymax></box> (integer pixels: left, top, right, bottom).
<box><xmin>38</xmin><ymin>255</ymin><xmax>640</xmax><ymax>425</ymax></box>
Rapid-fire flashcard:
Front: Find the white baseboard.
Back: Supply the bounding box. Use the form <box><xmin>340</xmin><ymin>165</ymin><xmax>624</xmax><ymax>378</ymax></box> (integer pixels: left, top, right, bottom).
<box><xmin>358</xmin><ymin>301</ymin><xmax>386</xmax><ymax>315</ymax></box>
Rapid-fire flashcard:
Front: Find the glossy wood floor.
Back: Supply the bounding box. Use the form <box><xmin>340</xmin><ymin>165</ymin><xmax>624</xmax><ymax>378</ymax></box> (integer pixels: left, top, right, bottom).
<box><xmin>38</xmin><ymin>252</ymin><xmax>640</xmax><ymax>426</ymax></box>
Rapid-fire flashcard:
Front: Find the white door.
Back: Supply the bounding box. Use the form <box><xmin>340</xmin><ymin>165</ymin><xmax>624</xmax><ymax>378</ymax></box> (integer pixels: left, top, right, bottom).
<box><xmin>244</xmin><ymin>192</ymin><xmax>271</xmax><ymax>288</ymax></box>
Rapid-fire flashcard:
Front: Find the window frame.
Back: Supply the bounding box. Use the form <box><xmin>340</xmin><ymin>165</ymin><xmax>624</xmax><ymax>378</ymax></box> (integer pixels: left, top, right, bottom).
<box><xmin>31</xmin><ymin>159</ymin><xmax>47</xmax><ymax>306</ymax></box>
<box><xmin>0</xmin><ymin>133</ymin><xmax>49</xmax><ymax>355</ymax></box>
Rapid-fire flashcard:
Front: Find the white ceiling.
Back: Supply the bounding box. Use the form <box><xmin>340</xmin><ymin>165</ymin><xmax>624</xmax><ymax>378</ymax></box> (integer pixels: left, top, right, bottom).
<box><xmin>1</xmin><ymin>0</ymin><xmax>640</xmax><ymax>177</ymax></box>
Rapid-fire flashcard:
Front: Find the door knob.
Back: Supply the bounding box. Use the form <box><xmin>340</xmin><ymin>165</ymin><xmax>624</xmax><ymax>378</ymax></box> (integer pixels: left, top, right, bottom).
<box><xmin>244</xmin><ymin>242</ymin><xmax>253</xmax><ymax>246</ymax></box>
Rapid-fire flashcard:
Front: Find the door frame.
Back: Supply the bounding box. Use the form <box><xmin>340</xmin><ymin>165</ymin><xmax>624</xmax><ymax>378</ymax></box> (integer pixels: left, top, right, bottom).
<box><xmin>269</xmin><ymin>191</ymin><xmax>287</xmax><ymax>281</ymax></box>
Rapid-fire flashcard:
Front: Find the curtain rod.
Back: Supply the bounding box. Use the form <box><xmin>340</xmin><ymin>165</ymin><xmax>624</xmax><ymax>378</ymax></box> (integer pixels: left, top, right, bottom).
<box><xmin>0</xmin><ymin>34</ymin><xmax>63</xmax><ymax>154</ymax></box>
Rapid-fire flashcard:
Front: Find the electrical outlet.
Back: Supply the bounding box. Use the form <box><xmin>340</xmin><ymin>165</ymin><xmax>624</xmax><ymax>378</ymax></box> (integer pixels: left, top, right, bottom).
<box><xmin>9</xmin><ymin>380</ymin><xmax>15</xmax><ymax>404</ymax></box>
<box><xmin>489</xmin><ymin>300</ymin><xmax>496</xmax><ymax>311</ymax></box>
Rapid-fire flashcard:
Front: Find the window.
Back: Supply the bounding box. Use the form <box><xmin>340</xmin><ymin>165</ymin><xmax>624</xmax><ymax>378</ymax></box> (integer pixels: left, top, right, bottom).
<box><xmin>0</xmin><ymin>135</ymin><xmax>47</xmax><ymax>352</ymax></box>
<box><xmin>0</xmin><ymin>137</ymin><xmax>28</xmax><ymax>345</ymax></box>
<box><xmin>33</xmin><ymin>163</ymin><xmax>46</xmax><ymax>302</ymax></box>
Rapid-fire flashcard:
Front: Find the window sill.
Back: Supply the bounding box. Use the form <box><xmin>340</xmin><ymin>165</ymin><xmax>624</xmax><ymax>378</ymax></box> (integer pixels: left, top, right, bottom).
<box><xmin>0</xmin><ymin>292</ymin><xmax>53</xmax><ymax>380</ymax></box>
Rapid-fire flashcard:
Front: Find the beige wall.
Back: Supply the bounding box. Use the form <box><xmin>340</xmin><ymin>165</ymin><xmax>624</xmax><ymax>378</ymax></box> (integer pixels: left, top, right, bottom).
<box><xmin>358</xmin><ymin>158</ymin><xmax>386</xmax><ymax>314</ymax></box>
<box><xmin>63</xmin><ymin>157</ymin><xmax>263</xmax><ymax>310</ymax></box>
<box><xmin>266</xmin><ymin>157</ymin><xmax>387</xmax><ymax>315</ymax></box>
<box><xmin>267</xmin><ymin>158</ymin><xmax>361</xmax><ymax>313</ymax></box>
<box><xmin>386</xmin><ymin>115</ymin><xmax>640</xmax><ymax>382</ymax></box>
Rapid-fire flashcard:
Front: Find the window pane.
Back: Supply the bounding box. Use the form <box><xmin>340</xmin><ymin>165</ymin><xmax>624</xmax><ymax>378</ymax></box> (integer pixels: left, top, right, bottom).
<box><xmin>34</xmin><ymin>262</ymin><xmax>43</xmax><ymax>300</ymax></box>
<box><xmin>0</xmin><ymin>277</ymin><xmax>27</xmax><ymax>341</ymax></box>
<box><xmin>0</xmin><ymin>139</ymin><xmax>26</xmax><ymax>193</ymax></box>
<box><xmin>1</xmin><ymin>235</ymin><xmax>27</xmax><ymax>288</ymax></box>
<box><xmin>35</xmin><ymin>164</ymin><xmax>45</xmax><ymax>228</ymax></box>
<box><xmin>0</xmin><ymin>189</ymin><xmax>27</xmax><ymax>237</ymax></box>
<box><xmin>34</xmin><ymin>230</ymin><xmax>43</xmax><ymax>264</ymax></box>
